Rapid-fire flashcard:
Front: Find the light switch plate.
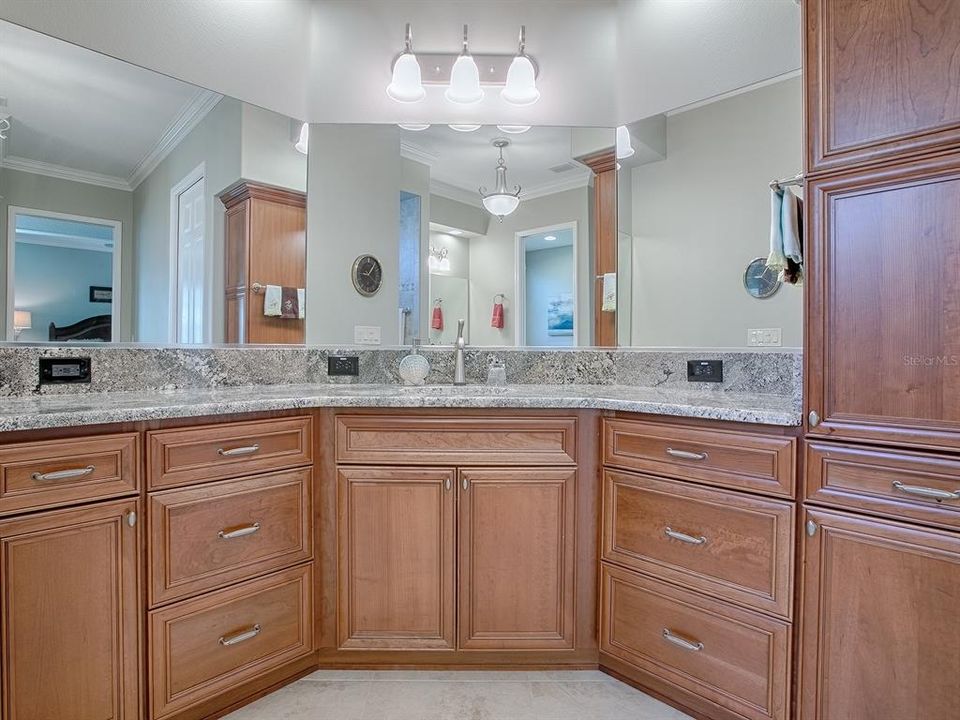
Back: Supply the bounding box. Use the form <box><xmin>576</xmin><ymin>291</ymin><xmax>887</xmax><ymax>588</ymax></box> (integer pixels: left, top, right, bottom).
<box><xmin>354</xmin><ymin>326</ymin><xmax>382</xmax><ymax>345</ymax></box>
<box><xmin>747</xmin><ymin>328</ymin><xmax>782</xmax><ymax>347</ymax></box>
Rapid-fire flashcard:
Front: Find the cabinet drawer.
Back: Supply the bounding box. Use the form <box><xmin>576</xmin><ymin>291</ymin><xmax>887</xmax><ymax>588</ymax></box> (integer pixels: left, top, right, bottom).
<box><xmin>806</xmin><ymin>440</ymin><xmax>960</xmax><ymax>531</ymax></box>
<box><xmin>0</xmin><ymin>432</ymin><xmax>140</xmax><ymax>515</ymax></box>
<box><xmin>149</xmin><ymin>468</ymin><xmax>312</xmax><ymax>606</ymax></box>
<box><xmin>601</xmin><ymin>564</ymin><xmax>790</xmax><ymax>720</ymax></box>
<box><xmin>603</xmin><ymin>470</ymin><xmax>794</xmax><ymax>618</ymax></box>
<box><xmin>147</xmin><ymin>416</ymin><xmax>312</xmax><ymax>489</ymax></box>
<box><xmin>603</xmin><ymin>419</ymin><xmax>795</xmax><ymax>497</ymax></box>
<box><xmin>336</xmin><ymin>415</ymin><xmax>577</xmax><ymax>465</ymax></box>
<box><xmin>149</xmin><ymin>564</ymin><xmax>313</xmax><ymax>720</ymax></box>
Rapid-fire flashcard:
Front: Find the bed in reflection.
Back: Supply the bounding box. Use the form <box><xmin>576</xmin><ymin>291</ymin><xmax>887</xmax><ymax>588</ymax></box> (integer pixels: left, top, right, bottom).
<box><xmin>48</xmin><ymin>315</ymin><xmax>112</xmax><ymax>342</ymax></box>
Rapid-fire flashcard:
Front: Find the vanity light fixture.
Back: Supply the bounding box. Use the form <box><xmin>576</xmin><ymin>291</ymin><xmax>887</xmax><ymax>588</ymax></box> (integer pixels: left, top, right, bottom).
<box><xmin>445</xmin><ymin>25</ymin><xmax>484</xmax><ymax>105</ymax></box>
<box><xmin>497</xmin><ymin>124</ymin><xmax>531</xmax><ymax>134</ymax></box>
<box><xmin>12</xmin><ymin>310</ymin><xmax>31</xmax><ymax>340</ymax></box>
<box><xmin>294</xmin><ymin>123</ymin><xmax>309</xmax><ymax>154</ymax></box>
<box><xmin>387</xmin><ymin>24</ymin><xmax>426</xmax><ymax>103</ymax></box>
<box><xmin>398</xmin><ymin>123</ymin><xmax>431</xmax><ymax>131</ymax></box>
<box><xmin>448</xmin><ymin>123</ymin><xmax>481</xmax><ymax>132</ymax></box>
<box><xmin>428</xmin><ymin>246</ymin><xmax>451</xmax><ymax>272</ymax></box>
<box><xmin>479</xmin><ymin>137</ymin><xmax>521</xmax><ymax>221</ymax></box>
<box><xmin>616</xmin><ymin>125</ymin><xmax>635</xmax><ymax>160</ymax></box>
<box><xmin>501</xmin><ymin>27</ymin><xmax>540</xmax><ymax>106</ymax></box>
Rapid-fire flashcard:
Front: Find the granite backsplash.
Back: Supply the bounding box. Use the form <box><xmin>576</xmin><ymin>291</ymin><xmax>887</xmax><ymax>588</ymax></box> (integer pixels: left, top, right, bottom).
<box><xmin>0</xmin><ymin>345</ymin><xmax>801</xmax><ymax>400</ymax></box>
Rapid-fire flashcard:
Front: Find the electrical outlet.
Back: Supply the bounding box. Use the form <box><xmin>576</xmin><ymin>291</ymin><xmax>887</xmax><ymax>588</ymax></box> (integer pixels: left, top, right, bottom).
<box><xmin>39</xmin><ymin>357</ymin><xmax>91</xmax><ymax>384</ymax></box>
<box><xmin>328</xmin><ymin>355</ymin><xmax>359</xmax><ymax>376</ymax></box>
<box><xmin>747</xmin><ymin>328</ymin><xmax>782</xmax><ymax>347</ymax></box>
<box><xmin>687</xmin><ymin>359</ymin><xmax>723</xmax><ymax>383</ymax></box>
<box><xmin>354</xmin><ymin>326</ymin><xmax>381</xmax><ymax>345</ymax></box>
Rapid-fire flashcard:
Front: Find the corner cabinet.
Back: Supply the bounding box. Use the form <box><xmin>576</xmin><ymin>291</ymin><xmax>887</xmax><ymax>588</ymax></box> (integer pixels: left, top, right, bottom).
<box><xmin>805</xmin><ymin>153</ymin><xmax>960</xmax><ymax>451</ymax></box>
<box><xmin>0</xmin><ymin>499</ymin><xmax>142</xmax><ymax>720</ymax></box>
<box><xmin>325</xmin><ymin>412</ymin><xmax>597</xmax><ymax>665</ymax></box>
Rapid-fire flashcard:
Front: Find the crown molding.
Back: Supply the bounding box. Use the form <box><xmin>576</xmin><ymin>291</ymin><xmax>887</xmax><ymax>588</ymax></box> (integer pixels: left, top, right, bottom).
<box><xmin>0</xmin><ymin>154</ymin><xmax>132</xmax><ymax>191</ymax></box>
<box><xmin>665</xmin><ymin>69</ymin><xmax>802</xmax><ymax>117</ymax></box>
<box><xmin>400</xmin><ymin>140</ymin><xmax>440</xmax><ymax>168</ymax></box>
<box><xmin>429</xmin><ymin>178</ymin><xmax>484</xmax><ymax>208</ymax></box>
<box><xmin>0</xmin><ymin>89</ymin><xmax>222</xmax><ymax>193</ymax></box>
<box><xmin>128</xmin><ymin>89</ymin><xmax>222</xmax><ymax>188</ymax></box>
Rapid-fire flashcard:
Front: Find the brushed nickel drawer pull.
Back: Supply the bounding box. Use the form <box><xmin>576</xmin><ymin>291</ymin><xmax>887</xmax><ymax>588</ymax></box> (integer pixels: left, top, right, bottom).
<box><xmin>664</xmin><ymin>527</ymin><xmax>707</xmax><ymax>545</ymax></box>
<box><xmin>31</xmin><ymin>465</ymin><xmax>95</xmax><ymax>482</ymax></box>
<box><xmin>662</xmin><ymin>628</ymin><xmax>704</xmax><ymax>652</ymax></box>
<box><xmin>892</xmin><ymin>481</ymin><xmax>960</xmax><ymax>502</ymax></box>
<box><xmin>665</xmin><ymin>448</ymin><xmax>708</xmax><ymax>461</ymax></box>
<box><xmin>219</xmin><ymin>624</ymin><xmax>261</xmax><ymax>647</ymax></box>
<box><xmin>217</xmin><ymin>444</ymin><xmax>260</xmax><ymax>457</ymax></box>
<box><xmin>218</xmin><ymin>523</ymin><xmax>261</xmax><ymax>540</ymax></box>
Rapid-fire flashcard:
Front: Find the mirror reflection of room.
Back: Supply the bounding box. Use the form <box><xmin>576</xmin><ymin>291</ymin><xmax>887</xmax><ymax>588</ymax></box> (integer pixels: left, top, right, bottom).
<box><xmin>0</xmin><ymin>19</ymin><xmax>308</xmax><ymax>344</ymax></box>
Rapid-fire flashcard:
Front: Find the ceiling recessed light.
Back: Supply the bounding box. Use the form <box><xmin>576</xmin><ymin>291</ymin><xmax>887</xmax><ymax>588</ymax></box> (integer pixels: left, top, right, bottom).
<box><xmin>448</xmin><ymin>124</ymin><xmax>482</xmax><ymax>132</ymax></box>
<box><xmin>544</xmin><ymin>235</ymin><xmax>557</xmax><ymax>241</ymax></box>
<box><xmin>497</xmin><ymin>125</ymin><xmax>531</xmax><ymax>134</ymax></box>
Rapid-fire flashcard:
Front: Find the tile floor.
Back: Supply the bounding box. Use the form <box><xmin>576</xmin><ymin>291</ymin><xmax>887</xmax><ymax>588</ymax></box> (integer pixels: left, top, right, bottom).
<box><xmin>224</xmin><ymin>670</ymin><xmax>693</xmax><ymax>720</ymax></box>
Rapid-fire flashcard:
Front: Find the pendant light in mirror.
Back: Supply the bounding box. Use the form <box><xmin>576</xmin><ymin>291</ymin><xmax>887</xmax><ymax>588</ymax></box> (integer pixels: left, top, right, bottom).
<box><xmin>445</xmin><ymin>25</ymin><xmax>484</xmax><ymax>105</ymax></box>
<box><xmin>616</xmin><ymin>125</ymin><xmax>635</xmax><ymax>159</ymax></box>
<box><xmin>479</xmin><ymin>138</ymin><xmax>521</xmax><ymax>221</ymax></box>
<box><xmin>501</xmin><ymin>26</ymin><xmax>540</xmax><ymax>106</ymax></box>
<box><xmin>386</xmin><ymin>24</ymin><xmax>426</xmax><ymax>103</ymax></box>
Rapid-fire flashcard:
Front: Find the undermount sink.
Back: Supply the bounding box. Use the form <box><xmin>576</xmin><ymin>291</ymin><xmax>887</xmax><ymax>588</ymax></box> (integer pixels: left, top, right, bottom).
<box><xmin>397</xmin><ymin>384</ymin><xmax>511</xmax><ymax>396</ymax></box>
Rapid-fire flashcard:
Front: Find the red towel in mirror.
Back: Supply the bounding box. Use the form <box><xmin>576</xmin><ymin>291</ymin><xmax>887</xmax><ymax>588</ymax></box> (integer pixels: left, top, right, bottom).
<box><xmin>431</xmin><ymin>305</ymin><xmax>443</xmax><ymax>330</ymax></box>
<box><xmin>491</xmin><ymin>302</ymin><xmax>504</xmax><ymax>329</ymax></box>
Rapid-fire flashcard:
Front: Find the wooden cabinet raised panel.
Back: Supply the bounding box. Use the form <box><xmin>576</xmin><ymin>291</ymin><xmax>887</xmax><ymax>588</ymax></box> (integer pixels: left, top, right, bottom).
<box><xmin>0</xmin><ymin>499</ymin><xmax>141</xmax><ymax>720</ymax></box>
<box><xmin>458</xmin><ymin>468</ymin><xmax>576</xmax><ymax>650</ymax></box>
<box><xmin>799</xmin><ymin>508</ymin><xmax>960</xmax><ymax>720</ymax></box>
<box><xmin>805</xmin><ymin>154</ymin><xmax>960</xmax><ymax>451</ymax></box>
<box><xmin>806</xmin><ymin>0</ymin><xmax>960</xmax><ymax>173</ymax></box>
<box><xmin>337</xmin><ymin>467</ymin><xmax>456</xmax><ymax>650</ymax></box>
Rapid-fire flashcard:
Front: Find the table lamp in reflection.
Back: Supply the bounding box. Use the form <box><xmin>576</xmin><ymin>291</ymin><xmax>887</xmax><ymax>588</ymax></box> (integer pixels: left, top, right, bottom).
<box><xmin>13</xmin><ymin>310</ymin><xmax>31</xmax><ymax>340</ymax></box>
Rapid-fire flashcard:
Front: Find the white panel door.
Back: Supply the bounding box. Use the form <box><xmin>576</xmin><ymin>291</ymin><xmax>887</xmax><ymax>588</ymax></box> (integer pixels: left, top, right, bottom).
<box><xmin>176</xmin><ymin>177</ymin><xmax>205</xmax><ymax>344</ymax></box>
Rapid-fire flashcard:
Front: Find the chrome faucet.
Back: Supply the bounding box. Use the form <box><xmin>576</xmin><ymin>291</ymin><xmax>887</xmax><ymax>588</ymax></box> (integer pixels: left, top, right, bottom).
<box><xmin>453</xmin><ymin>319</ymin><xmax>466</xmax><ymax>385</ymax></box>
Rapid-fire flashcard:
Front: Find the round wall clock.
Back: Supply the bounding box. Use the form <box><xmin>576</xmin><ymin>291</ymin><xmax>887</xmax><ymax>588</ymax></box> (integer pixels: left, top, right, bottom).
<box><xmin>351</xmin><ymin>254</ymin><xmax>383</xmax><ymax>297</ymax></box>
<box><xmin>743</xmin><ymin>257</ymin><xmax>781</xmax><ymax>299</ymax></box>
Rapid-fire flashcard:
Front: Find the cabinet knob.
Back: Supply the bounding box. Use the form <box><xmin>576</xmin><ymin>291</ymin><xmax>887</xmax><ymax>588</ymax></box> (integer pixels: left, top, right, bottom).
<box><xmin>806</xmin><ymin>519</ymin><xmax>818</xmax><ymax>537</ymax></box>
<box><xmin>126</xmin><ymin>510</ymin><xmax>137</xmax><ymax>528</ymax></box>
<box><xmin>462</xmin><ymin>478</ymin><xmax>469</xmax><ymax>491</ymax></box>
<box><xmin>808</xmin><ymin>410</ymin><xmax>821</xmax><ymax>427</ymax></box>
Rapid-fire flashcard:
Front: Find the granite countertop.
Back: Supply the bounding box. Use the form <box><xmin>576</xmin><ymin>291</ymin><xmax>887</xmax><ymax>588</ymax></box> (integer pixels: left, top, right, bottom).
<box><xmin>0</xmin><ymin>383</ymin><xmax>801</xmax><ymax>432</ymax></box>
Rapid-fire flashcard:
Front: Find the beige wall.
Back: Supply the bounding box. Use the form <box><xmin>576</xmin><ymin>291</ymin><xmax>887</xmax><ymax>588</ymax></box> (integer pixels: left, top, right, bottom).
<box><xmin>626</xmin><ymin>76</ymin><xmax>803</xmax><ymax>348</ymax></box>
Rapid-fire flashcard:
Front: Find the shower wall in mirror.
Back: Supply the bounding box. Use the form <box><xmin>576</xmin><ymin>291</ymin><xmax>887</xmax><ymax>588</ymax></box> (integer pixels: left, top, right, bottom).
<box><xmin>0</xmin><ymin>19</ymin><xmax>308</xmax><ymax>344</ymax></box>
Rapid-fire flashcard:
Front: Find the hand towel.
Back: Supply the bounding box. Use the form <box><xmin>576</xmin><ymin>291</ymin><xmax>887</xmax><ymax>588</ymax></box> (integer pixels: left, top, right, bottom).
<box><xmin>766</xmin><ymin>189</ymin><xmax>788</xmax><ymax>272</ymax></box>
<box><xmin>601</xmin><ymin>273</ymin><xmax>617</xmax><ymax>312</ymax></box>
<box><xmin>431</xmin><ymin>304</ymin><xmax>443</xmax><ymax>331</ymax></box>
<box><xmin>491</xmin><ymin>301</ymin><xmax>505</xmax><ymax>329</ymax></box>
<box><xmin>280</xmin><ymin>287</ymin><xmax>299</xmax><ymax>319</ymax></box>
<box><xmin>263</xmin><ymin>284</ymin><xmax>283</xmax><ymax>317</ymax></box>
<box><xmin>297</xmin><ymin>288</ymin><xmax>305</xmax><ymax>319</ymax></box>
<box><xmin>780</xmin><ymin>189</ymin><xmax>802</xmax><ymax>265</ymax></box>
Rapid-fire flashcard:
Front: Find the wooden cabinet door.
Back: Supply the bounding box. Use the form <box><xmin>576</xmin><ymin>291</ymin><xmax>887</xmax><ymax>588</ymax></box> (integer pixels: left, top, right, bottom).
<box><xmin>458</xmin><ymin>468</ymin><xmax>575</xmax><ymax>650</ymax></box>
<box><xmin>799</xmin><ymin>508</ymin><xmax>960</xmax><ymax>720</ymax></box>
<box><xmin>806</xmin><ymin>154</ymin><xmax>960</xmax><ymax>450</ymax></box>
<box><xmin>0</xmin><ymin>499</ymin><xmax>141</xmax><ymax>720</ymax></box>
<box><xmin>806</xmin><ymin>0</ymin><xmax>960</xmax><ymax>173</ymax></box>
<box><xmin>337</xmin><ymin>467</ymin><xmax>455</xmax><ymax>650</ymax></box>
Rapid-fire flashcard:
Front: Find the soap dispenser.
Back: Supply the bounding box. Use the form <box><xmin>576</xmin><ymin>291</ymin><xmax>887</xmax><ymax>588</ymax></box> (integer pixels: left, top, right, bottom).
<box><xmin>398</xmin><ymin>338</ymin><xmax>430</xmax><ymax>386</ymax></box>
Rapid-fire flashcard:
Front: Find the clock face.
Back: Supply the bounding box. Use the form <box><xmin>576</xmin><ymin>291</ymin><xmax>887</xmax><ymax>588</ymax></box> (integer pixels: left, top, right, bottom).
<box><xmin>743</xmin><ymin>257</ymin><xmax>781</xmax><ymax>299</ymax></box>
<box><xmin>352</xmin><ymin>254</ymin><xmax>383</xmax><ymax>297</ymax></box>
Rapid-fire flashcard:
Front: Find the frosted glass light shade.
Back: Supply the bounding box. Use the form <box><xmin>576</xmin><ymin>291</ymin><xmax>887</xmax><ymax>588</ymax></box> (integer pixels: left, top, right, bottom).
<box><xmin>616</xmin><ymin>125</ymin><xmax>635</xmax><ymax>160</ymax></box>
<box><xmin>445</xmin><ymin>54</ymin><xmax>484</xmax><ymax>105</ymax></box>
<box><xmin>448</xmin><ymin>124</ymin><xmax>481</xmax><ymax>132</ymax></box>
<box><xmin>398</xmin><ymin>123</ymin><xmax>430</xmax><ymax>131</ymax></box>
<box><xmin>387</xmin><ymin>52</ymin><xmax>426</xmax><ymax>103</ymax></box>
<box><xmin>482</xmin><ymin>193</ymin><xmax>520</xmax><ymax>218</ymax></box>
<box><xmin>294</xmin><ymin>123</ymin><xmax>309</xmax><ymax>154</ymax></box>
<box><xmin>501</xmin><ymin>55</ymin><xmax>539</xmax><ymax>106</ymax></box>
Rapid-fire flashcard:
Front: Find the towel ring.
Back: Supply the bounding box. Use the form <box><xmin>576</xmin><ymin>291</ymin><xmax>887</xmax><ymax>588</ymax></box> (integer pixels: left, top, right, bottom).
<box><xmin>494</xmin><ymin>293</ymin><xmax>506</xmax><ymax>303</ymax></box>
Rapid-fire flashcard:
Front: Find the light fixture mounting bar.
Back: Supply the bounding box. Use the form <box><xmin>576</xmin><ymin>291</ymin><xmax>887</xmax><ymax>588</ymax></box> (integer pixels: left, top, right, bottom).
<box><xmin>411</xmin><ymin>52</ymin><xmax>539</xmax><ymax>86</ymax></box>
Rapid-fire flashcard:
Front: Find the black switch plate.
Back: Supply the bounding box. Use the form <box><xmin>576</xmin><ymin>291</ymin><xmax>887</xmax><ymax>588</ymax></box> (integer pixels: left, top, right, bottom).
<box><xmin>687</xmin><ymin>359</ymin><xmax>723</xmax><ymax>383</ymax></box>
<box><xmin>39</xmin><ymin>357</ymin><xmax>91</xmax><ymax>384</ymax></box>
<box><xmin>328</xmin><ymin>355</ymin><xmax>360</xmax><ymax>377</ymax></box>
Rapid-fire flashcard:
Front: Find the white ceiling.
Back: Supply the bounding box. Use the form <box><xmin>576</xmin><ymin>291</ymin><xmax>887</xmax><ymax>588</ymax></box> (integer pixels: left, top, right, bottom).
<box><xmin>402</xmin><ymin>125</ymin><xmax>594</xmax><ymax>200</ymax></box>
<box><xmin>0</xmin><ymin>20</ymin><xmax>220</xmax><ymax>189</ymax></box>
<box><xmin>0</xmin><ymin>0</ymin><xmax>801</xmax><ymax>128</ymax></box>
